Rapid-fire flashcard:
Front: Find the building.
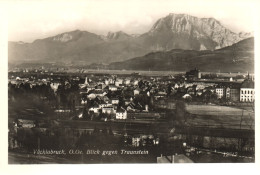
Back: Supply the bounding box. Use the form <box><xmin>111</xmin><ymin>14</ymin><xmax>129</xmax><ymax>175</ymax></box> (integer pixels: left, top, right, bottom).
<box><xmin>225</xmin><ymin>87</ymin><xmax>230</xmax><ymax>99</ymax></box>
<box><xmin>95</xmin><ymin>84</ymin><xmax>103</xmax><ymax>90</ymax></box>
<box><xmin>99</xmin><ymin>102</ymin><xmax>112</xmax><ymax>108</ymax></box>
<box><xmin>115</xmin><ymin>79</ymin><xmax>123</xmax><ymax>87</ymax></box>
<box><xmin>174</xmin><ymin>84</ymin><xmax>180</xmax><ymax>89</ymax></box>
<box><xmin>104</xmin><ymin>79</ymin><xmax>109</xmax><ymax>85</ymax></box>
<box><xmin>132</xmin><ymin>80</ymin><xmax>139</xmax><ymax>85</ymax></box>
<box><xmin>182</xmin><ymin>94</ymin><xmax>192</xmax><ymax>99</ymax></box>
<box><xmin>154</xmin><ymin>91</ymin><xmax>167</xmax><ymax>99</ymax></box>
<box><xmin>240</xmin><ymin>79</ymin><xmax>254</xmax><ymax>102</ymax></box>
<box><xmin>116</xmin><ymin>107</ymin><xmax>127</xmax><ymax>119</ymax></box>
<box><xmin>187</xmin><ymin>86</ymin><xmax>196</xmax><ymax>95</ymax></box>
<box><xmin>216</xmin><ymin>83</ymin><xmax>241</xmax><ymax>101</ymax></box>
<box><xmin>186</xmin><ymin>68</ymin><xmax>201</xmax><ymax>80</ymax></box>
<box><xmin>86</xmin><ymin>84</ymin><xmax>95</xmax><ymax>91</ymax></box>
<box><xmin>107</xmin><ymin>78</ymin><xmax>114</xmax><ymax>84</ymax></box>
<box><xmin>124</xmin><ymin>79</ymin><xmax>131</xmax><ymax>85</ymax></box>
<box><xmin>50</xmin><ymin>82</ymin><xmax>60</xmax><ymax>93</ymax></box>
<box><xmin>134</xmin><ymin>87</ymin><xmax>141</xmax><ymax>96</ymax></box>
<box><xmin>81</xmin><ymin>98</ymin><xmax>87</xmax><ymax>105</ymax></box>
<box><xmin>215</xmin><ymin>85</ymin><xmax>225</xmax><ymax>99</ymax></box>
<box><xmin>102</xmin><ymin>107</ymin><xmax>115</xmax><ymax>114</ymax></box>
<box><xmin>89</xmin><ymin>103</ymin><xmax>100</xmax><ymax>113</ymax></box>
<box><xmin>108</xmin><ymin>85</ymin><xmax>117</xmax><ymax>91</ymax></box>
<box><xmin>132</xmin><ymin>137</ymin><xmax>141</xmax><ymax>147</ymax></box>
<box><xmin>230</xmin><ymin>88</ymin><xmax>240</xmax><ymax>101</ymax></box>
<box><xmin>228</xmin><ymin>84</ymin><xmax>241</xmax><ymax>102</ymax></box>
<box><xmin>98</xmin><ymin>91</ymin><xmax>107</xmax><ymax>97</ymax></box>
<box><xmin>111</xmin><ymin>98</ymin><xmax>119</xmax><ymax>105</ymax></box>
<box><xmin>17</xmin><ymin>119</ymin><xmax>35</xmax><ymax>128</ymax></box>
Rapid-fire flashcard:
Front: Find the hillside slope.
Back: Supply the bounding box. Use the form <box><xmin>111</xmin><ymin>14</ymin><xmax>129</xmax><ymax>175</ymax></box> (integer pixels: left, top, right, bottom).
<box><xmin>109</xmin><ymin>37</ymin><xmax>254</xmax><ymax>72</ymax></box>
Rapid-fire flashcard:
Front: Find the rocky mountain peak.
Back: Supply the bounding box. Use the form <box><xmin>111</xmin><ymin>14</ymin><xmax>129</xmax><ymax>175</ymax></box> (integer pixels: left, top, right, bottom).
<box><xmin>239</xmin><ymin>31</ymin><xmax>254</xmax><ymax>38</ymax></box>
<box><xmin>106</xmin><ymin>31</ymin><xmax>131</xmax><ymax>40</ymax></box>
<box><xmin>53</xmin><ymin>33</ymin><xmax>73</xmax><ymax>42</ymax></box>
<box><xmin>51</xmin><ymin>30</ymin><xmax>85</xmax><ymax>42</ymax></box>
<box><xmin>150</xmin><ymin>13</ymin><xmax>224</xmax><ymax>35</ymax></box>
<box><xmin>148</xmin><ymin>13</ymin><xmax>250</xmax><ymax>50</ymax></box>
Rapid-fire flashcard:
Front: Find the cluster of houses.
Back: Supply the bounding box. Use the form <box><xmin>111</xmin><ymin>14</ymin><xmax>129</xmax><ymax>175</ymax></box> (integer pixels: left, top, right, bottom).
<box><xmin>8</xmin><ymin>70</ymin><xmax>255</xmax><ymax>121</ymax></box>
<box><xmin>75</xmin><ymin>73</ymin><xmax>254</xmax><ymax>120</ymax></box>
<box><xmin>78</xmin><ymin>76</ymin><xmax>157</xmax><ymax>120</ymax></box>
<box><xmin>185</xmin><ymin>69</ymin><xmax>255</xmax><ymax>102</ymax></box>
<box><xmin>8</xmin><ymin>76</ymin><xmax>51</xmax><ymax>87</ymax></box>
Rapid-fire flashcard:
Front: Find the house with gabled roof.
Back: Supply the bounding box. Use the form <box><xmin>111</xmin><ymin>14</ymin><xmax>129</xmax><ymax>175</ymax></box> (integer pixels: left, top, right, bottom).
<box><xmin>116</xmin><ymin>107</ymin><xmax>127</xmax><ymax>119</ymax></box>
<box><xmin>89</xmin><ymin>102</ymin><xmax>101</xmax><ymax>113</ymax></box>
<box><xmin>134</xmin><ymin>87</ymin><xmax>141</xmax><ymax>96</ymax></box>
<box><xmin>108</xmin><ymin>85</ymin><xmax>117</xmax><ymax>91</ymax></box>
<box><xmin>102</xmin><ymin>106</ymin><xmax>115</xmax><ymax>114</ymax></box>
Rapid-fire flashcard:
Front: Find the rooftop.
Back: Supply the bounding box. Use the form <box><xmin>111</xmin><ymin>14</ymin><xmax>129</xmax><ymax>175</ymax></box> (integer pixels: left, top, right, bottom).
<box><xmin>241</xmin><ymin>80</ymin><xmax>254</xmax><ymax>88</ymax></box>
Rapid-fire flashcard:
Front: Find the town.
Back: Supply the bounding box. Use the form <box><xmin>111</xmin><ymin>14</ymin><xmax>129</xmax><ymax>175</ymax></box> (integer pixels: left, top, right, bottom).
<box><xmin>8</xmin><ymin>67</ymin><xmax>255</xmax><ymax>163</ymax></box>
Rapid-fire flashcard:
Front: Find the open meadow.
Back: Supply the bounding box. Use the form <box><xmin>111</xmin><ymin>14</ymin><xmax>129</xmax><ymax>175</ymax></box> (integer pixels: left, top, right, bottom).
<box><xmin>186</xmin><ymin>104</ymin><xmax>254</xmax><ymax>130</ymax></box>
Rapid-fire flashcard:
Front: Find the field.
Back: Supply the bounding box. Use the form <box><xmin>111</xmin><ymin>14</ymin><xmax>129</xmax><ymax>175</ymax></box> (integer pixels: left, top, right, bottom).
<box><xmin>186</xmin><ymin>104</ymin><xmax>254</xmax><ymax>116</ymax></box>
<box><xmin>186</xmin><ymin>104</ymin><xmax>254</xmax><ymax>130</ymax></box>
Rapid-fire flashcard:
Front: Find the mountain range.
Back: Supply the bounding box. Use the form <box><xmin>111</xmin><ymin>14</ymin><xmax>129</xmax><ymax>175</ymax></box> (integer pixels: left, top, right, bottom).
<box><xmin>9</xmin><ymin>13</ymin><xmax>253</xmax><ymax>71</ymax></box>
<box><xmin>108</xmin><ymin>37</ymin><xmax>254</xmax><ymax>72</ymax></box>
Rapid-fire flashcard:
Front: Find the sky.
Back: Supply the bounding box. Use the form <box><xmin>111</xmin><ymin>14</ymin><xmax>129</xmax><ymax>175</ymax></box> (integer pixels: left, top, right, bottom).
<box><xmin>7</xmin><ymin>0</ymin><xmax>259</xmax><ymax>42</ymax></box>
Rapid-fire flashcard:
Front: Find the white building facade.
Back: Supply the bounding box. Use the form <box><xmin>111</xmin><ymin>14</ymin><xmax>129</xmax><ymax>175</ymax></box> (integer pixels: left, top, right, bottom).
<box><xmin>240</xmin><ymin>79</ymin><xmax>254</xmax><ymax>102</ymax></box>
<box><xmin>240</xmin><ymin>88</ymin><xmax>255</xmax><ymax>102</ymax></box>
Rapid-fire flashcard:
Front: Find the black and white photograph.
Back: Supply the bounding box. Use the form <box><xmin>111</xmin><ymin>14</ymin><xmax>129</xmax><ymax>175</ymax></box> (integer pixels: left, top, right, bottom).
<box><xmin>2</xmin><ymin>0</ymin><xmax>259</xmax><ymax>166</ymax></box>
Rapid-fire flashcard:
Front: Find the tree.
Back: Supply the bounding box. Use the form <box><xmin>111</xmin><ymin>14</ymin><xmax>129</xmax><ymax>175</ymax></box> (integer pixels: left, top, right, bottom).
<box><xmin>201</xmin><ymin>90</ymin><xmax>212</xmax><ymax>103</ymax></box>
<box><xmin>175</xmin><ymin>100</ymin><xmax>187</xmax><ymax>125</ymax></box>
<box><xmin>82</xmin><ymin>107</ymin><xmax>91</xmax><ymax>120</ymax></box>
<box><xmin>210</xmin><ymin>93</ymin><xmax>218</xmax><ymax>103</ymax></box>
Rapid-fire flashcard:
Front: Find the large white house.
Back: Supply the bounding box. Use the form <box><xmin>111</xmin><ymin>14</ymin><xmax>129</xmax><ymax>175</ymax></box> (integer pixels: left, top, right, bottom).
<box><xmin>215</xmin><ymin>85</ymin><xmax>225</xmax><ymax>99</ymax></box>
<box><xmin>115</xmin><ymin>79</ymin><xmax>123</xmax><ymax>86</ymax></box>
<box><xmin>240</xmin><ymin>79</ymin><xmax>254</xmax><ymax>102</ymax></box>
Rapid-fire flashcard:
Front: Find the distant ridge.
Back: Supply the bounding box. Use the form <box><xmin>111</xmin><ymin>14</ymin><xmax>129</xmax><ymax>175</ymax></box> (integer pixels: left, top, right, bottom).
<box><xmin>9</xmin><ymin>13</ymin><xmax>252</xmax><ymax>65</ymax></box>
<box><xmin>108</xmin><ymin>37</ymin><xmax>254</xmax><ymax>72</ymax></box>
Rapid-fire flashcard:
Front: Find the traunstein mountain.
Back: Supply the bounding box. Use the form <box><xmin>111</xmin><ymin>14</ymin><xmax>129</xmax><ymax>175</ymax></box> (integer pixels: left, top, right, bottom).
<box><xmin>143</xmin><ymin>13</ymin><xmax>247</xmax><ymax>50</ymax></box>
<box><xmin>9</xmin><ymin>13</ymin><xmax>252</xmax><ymax>64</ymax></box>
